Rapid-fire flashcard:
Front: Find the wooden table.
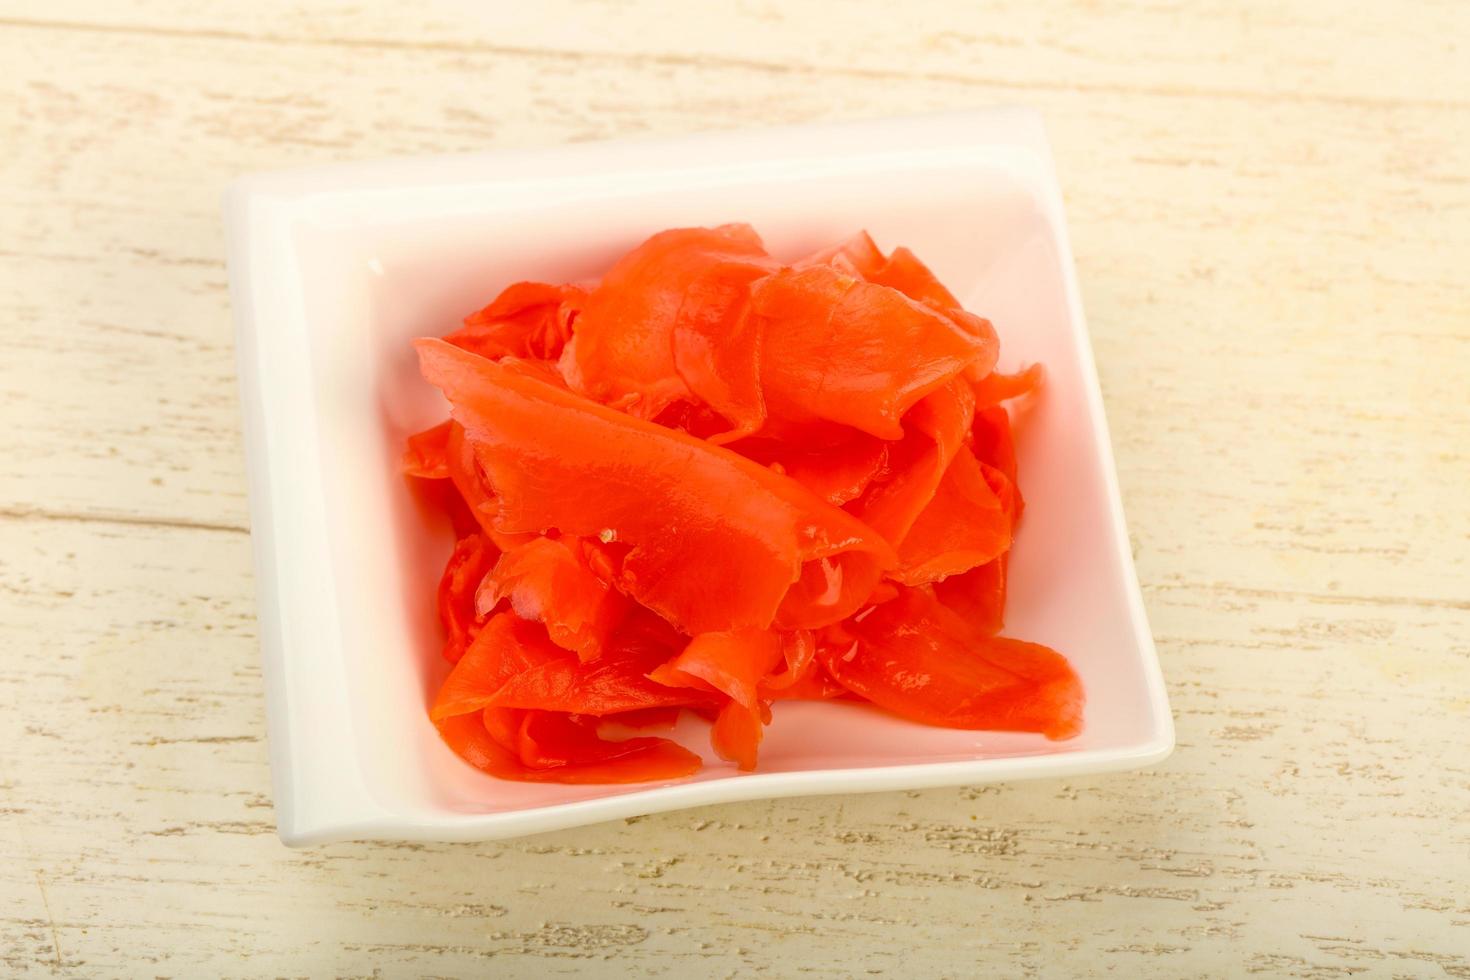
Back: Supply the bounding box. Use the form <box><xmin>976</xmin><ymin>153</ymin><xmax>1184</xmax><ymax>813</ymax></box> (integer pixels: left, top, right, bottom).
<box><xmin>4</xmin><ymin>2</ymin><xmax>1467</xmax><ymax>975</ymax></box>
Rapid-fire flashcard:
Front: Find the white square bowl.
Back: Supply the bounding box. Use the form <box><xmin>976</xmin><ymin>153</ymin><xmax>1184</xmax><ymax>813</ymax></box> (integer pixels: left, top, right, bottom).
<box><xmin>226</xmin><ymin>109</ymin><xmax>1172</xmax><ymax>847</ymax></box>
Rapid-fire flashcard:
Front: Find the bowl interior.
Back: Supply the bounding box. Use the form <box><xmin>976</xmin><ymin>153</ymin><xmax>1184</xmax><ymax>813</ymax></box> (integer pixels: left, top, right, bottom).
<box><xmin>277</xmin><ymin>136</ymin><xmax>1162</xmax><ymax>818</ymax></box>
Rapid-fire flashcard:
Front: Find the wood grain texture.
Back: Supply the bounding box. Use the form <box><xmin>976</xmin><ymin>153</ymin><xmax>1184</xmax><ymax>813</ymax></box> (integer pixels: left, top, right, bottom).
<box><xmin>2</xmin><ymin>1</ymin><xmax>1467</xmax><ymax>975</ymax></box>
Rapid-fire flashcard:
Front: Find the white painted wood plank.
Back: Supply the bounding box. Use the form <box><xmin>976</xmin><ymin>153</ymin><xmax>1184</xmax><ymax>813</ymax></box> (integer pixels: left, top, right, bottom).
<box><xmin>2</xmin><ymin>2</ymin><xmax>1467</xmax><ymax>974</ymax></box>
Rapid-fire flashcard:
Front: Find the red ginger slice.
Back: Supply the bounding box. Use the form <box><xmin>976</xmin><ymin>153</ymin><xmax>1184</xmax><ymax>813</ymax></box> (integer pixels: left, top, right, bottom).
<box><xmin>403</xmin><ymin>420</ymin><xmax>452</xmax><ymax>479</ymax></box>
<box><xmin>559</xmin><ymin>224</ymin><xmax>776</xmax><ymax>422</ymax></box>
<box><xmin>488</xmin><ymin>618</ymin><xmax>717</xmax><ymax>716</ymax></box>
<box><xmin>447</xmin><ymin>281</ymin><xmax>586</xmax><ymax>362</ymax></box>
<box><xmin>418</xmin><ymin>338</ymin><xmax>895</xmax><ymax>635</ymax></box>
<box><xmin>795</xmin><ymin>230</ymin><xmax>887</xmax><ymax>279</ymax></box>
<box><xmin>435</xmin><ymin>531</ymin><xmax>497</xmax><ymax>664</ymax></box>
<box><xmin>750</xmin><ymin>265</ymin><xmax>987</xmax><ymax>440</ymax></box>
<box><xmin>649</xmin><ymin>629</ymin><xmax>784</xmax><ymax>712</ymax></box>
<box><xmin>436</xmin><ymin>710</ymin><xmax>701</xmax><ymax>784</ymax></box>
<box><xmin>729</xmin><ymin>430</ymin><xmax>888</xmax><ymax>507</ymax></box>
<box><xmin>893</xmin><ymin>446</ymin><xmax>1011</xmax><ymax>586</ymax></box>
<box><xmin>819</xmin><ymin>587</ymin><xmax>1082</xmax><ymax>739</ymax></box>
<box><xmin>478</xmin><ymin>536</ymin><xmax>628</xmax><ymax>661</ymax></box>
<box><xmin>430</xmin><ymin>613</ymin><xmax>566</xmax><ymax>722</ymax></box>
<box><xmin>934</xmin><ymin>556</ymin><xmax>1008</xmax><ymax>637</ymax></box>
<box><xmin>849</xmin><ymin>378</ymin><xmax>975</xmax><ymax>550</ymax></box>
<box><xmin>800</xmin><ymin>236</ymin><xmax>999</xmax><ymax>381</ymax></box>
